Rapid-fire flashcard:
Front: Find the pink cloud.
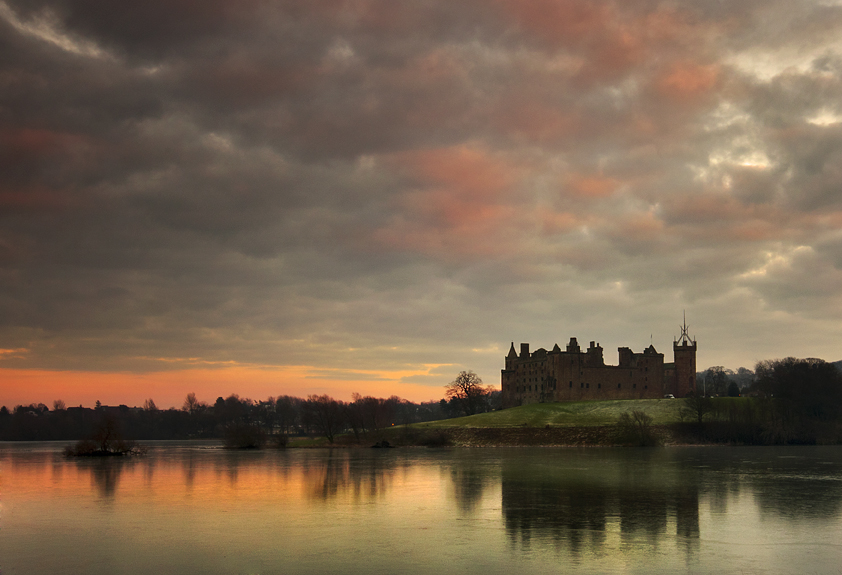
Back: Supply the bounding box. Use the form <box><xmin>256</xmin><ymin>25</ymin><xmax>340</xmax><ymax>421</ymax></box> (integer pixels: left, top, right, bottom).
<box><xmin>371</xmin><ymin>145</ymin><xmax>528</xmax><ymax>258</ymax></box>
<box><xmin>495</xmin><ymin>1</ymin><xmax>712</xmax><ymax>83</ymax></box>
<box><xmin>565</xmin><ymin>174</ymin><xmax>620</xmax><ymax>198</ymax></box>
<box><xmin>654</xmin><ymin>62</ymin><xmax>720</xmax><ymax>102</ymax></box>
<box><xmin>1</xmin><ymin>128</ymin><xmax>92</xmax><ymax>162</ymax></box>
<box><xmin>0</xmin><ymin>185</ymin><xmax>78</xmax><ymax>211</ymax></box>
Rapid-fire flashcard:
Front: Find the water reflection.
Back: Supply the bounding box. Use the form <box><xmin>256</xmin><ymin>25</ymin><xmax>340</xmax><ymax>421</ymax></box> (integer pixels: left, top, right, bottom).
<box><xmin>300</xmin><ymin>450</ymin><xmax>402</xmax><ymax>502</ymax></box>
<box><xmin>500</xmin><ymin>451</ymin><xmax>701</xmax><ymax>557</ymax></box>
<box><xmin>448</xmin><ymin>459</ymin><xmax>494</xmax><ymax>514</ymax></box>
<box><xmin>3</xmin><ymin>443</ymin><xmax>842</xmax><ymax>575</ymax></box>
<box><xmin>72</xmin><ymin>458</ymin><xmax>138</xmax><ymax>500</ymax></box>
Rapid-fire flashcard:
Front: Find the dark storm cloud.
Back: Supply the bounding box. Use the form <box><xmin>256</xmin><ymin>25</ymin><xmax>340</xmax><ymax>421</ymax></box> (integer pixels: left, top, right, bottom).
<box><xmin>1</xmin><ymin>0</ymin><xmax>842</xmax><ymax>390</ymax></box>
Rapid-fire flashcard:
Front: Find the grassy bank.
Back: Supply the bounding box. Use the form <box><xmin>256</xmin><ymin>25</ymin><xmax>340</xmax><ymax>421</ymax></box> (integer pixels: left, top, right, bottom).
<box><xmin>285</xmin><ymin>399</ymin><xmax>689</xmax><ymax>447</ymax></box>
<box><xmin>415</xmin><ymin>398</ymin><xmax>686</xmax><ymax>429</ymax></box>
<box><xmin>286</xmin><ymin>398</ymin><xmax>814</xmax><ymax>448</ymax></box>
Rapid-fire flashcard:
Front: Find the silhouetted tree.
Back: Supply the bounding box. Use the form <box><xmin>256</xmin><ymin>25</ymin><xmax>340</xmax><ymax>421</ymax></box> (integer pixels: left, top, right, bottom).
<box><xmin>445</xmin><ymin>371</ymin><xmax>494</xmax><ymax>416</ymax></box>
<box><xmin>702</xmin><ymin>366</ymin><xmax>728</xmax><ymax>396</ymax></box>
<box><xmin>303</xmin><ymin>395</ymin><xmax>345</xmax><ymax>443</ymax></box>
<box><xmin>756</xmin><ymin>357</ymin><xmax>842</xmax><ymax>424</ymax></box>
<box><xmin>682</xmin><ymin>391</ymin><xmax>715</xmax><ymax>425</ymax></box>
<box><xmin>617</xmin><ymin>410</ymin><xmax>658</xmax><ymax>446</ymax></box>
<box><xmin>274</xmin><ymin>395</ymin><xmax>301</xmax><ymax>436</ymax></box>
<box><xmin>182</xmin><ymin>392</ymin><xmax>199</xmax><ymax>415</ymax></box>
<box><xmin>345</xmin><ymin>393</ymin><xmax>368</xmax><ymax>441</ymax></box>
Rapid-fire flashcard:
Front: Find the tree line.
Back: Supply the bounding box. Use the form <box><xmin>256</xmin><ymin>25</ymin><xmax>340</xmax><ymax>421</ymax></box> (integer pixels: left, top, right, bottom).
<box><xmin>695</xmin><ymin>366</ymin><xmax>756</xmax><ymax>397</ymax></box>
<box><xmin>0</xmin><ymin>371</ymin><xmax>501</xmax><ymax>444</ymax></box>
<box><xmin>680</xmin><ymin>357</ymin><xmax>842</xmax><ymax>445</ymax></box>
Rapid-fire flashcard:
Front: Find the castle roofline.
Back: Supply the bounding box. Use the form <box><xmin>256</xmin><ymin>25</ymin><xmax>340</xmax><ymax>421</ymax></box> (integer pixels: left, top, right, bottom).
<box><xmin>507</xmin><ymin>342</ymin><xmax>517</xmax><ymax>358</ymax></box>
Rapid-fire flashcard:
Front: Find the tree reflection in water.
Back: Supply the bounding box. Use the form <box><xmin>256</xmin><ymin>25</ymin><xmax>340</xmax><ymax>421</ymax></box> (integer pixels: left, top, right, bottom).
<box><xmin>501</xmin><ymin>450</ymin><xmax>701</xmax><ymax>558</ymax></box>
<box><xmin>447</xmin><ymin>458</ymin><xmax>495</xmax><ymax>515</ymax></box>
<box><xmin>76</xmin><ymin>458</ymin><xmax>136</xmax><ymax>500</ymax></box>
<box><xmin>300</xmin><ymin>450</ymin><xmax>403</xmax><ymax>503</ymax></box>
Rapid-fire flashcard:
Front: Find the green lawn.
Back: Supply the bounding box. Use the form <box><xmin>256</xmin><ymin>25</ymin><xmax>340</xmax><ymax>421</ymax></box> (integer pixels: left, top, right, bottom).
<box><xmin>416</xmin><ymin>398</ymin><xmax>689</xmax><ymax>428</ymax></box>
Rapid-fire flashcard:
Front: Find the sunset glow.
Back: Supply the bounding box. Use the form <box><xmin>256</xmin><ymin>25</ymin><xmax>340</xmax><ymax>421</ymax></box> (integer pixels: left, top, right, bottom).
<box><xmin>2</xmin><ymin>0</ymin><xmax>842</xmax><ymax>408</ymax></box>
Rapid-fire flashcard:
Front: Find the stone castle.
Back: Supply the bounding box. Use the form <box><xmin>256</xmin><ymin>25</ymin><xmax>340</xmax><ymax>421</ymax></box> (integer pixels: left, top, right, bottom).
<box><xmin>501</xmin><ymin>320</ymin><xmax>696</xmax><ymax>408</ymax></box>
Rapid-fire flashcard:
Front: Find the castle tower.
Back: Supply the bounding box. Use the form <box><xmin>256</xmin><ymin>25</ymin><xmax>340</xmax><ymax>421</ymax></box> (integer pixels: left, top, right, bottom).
<box><xmin>672</xmin><ymin>313</ymin><xmax>697</xmax><ymax>397</ymax></box>
<box><xmin>506</xmin><ymin>342</ymin><xmax>517</xmax><ymax>370</ymax></box>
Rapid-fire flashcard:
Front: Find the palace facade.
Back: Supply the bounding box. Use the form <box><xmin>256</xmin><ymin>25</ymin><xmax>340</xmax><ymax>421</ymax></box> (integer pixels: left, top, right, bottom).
<box><xmin>501</xmin><ymin>325</ymin><xmax>696</xmax><ymax>408</ymax></box>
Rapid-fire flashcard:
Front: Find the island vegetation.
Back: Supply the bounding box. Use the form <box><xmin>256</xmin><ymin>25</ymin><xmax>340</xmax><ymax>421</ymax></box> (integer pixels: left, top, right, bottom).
<box><xmin>63</xmin><ymin>415</ymin><xmax>147</xmax><ymax>457</ymax></box>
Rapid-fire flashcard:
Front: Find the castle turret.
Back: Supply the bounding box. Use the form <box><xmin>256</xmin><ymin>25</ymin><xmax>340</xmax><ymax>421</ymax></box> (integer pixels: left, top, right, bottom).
<box><xmin>585</xmin><ymin>341</ymin><xmax>604</xmax><ymax>367</ymax></box>
<box><xmin>672</xmin><ymin>315</ymin><xmax>697</xmax><ymax>397</ymax></box>
<box><xmin>506</xmin><ymin>342</ymin><xmax>517</xmax><ymax>370</ymax></box>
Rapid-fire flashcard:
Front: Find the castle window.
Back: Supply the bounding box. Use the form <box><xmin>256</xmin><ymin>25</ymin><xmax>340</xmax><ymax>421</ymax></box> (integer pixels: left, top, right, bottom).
<box><xmin>644</xmin><ymin>385</ymin><xmax>648</xmax><ymax>390</ymax></box>
<box><xmin>569</xmin><ymin>381</ymin><xmax>573</xmax><ymax>388</ymax></box>
<box><xmin>580</xmin><ymin>382</ymin><xmax>584</xmax><ymax>388</ymax></box>
<box><xmin>618</xmin><ymin>383</ymin><xmax>621</xmax><ymax>389</ymax></box>
<box><xmin>586</xmin><ymin>383</ymin><xmax>589</xmax><ymax>388</ymax></box>
<box><xmin>598</xmin><ymin>383</ymin><xmax>601</xmax><ymax>389</ymax></box>
<box><xmin>633</xmin><ymin>383</ymin><xmax>636</xmax><ymax>389</ymax></box>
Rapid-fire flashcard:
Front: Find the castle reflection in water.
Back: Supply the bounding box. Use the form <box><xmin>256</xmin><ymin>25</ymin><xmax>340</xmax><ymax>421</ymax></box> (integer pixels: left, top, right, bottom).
<box><xmin>500</xmin><ymin>453</ymin><xmax>700</xmax><ymax>556</ymax></box>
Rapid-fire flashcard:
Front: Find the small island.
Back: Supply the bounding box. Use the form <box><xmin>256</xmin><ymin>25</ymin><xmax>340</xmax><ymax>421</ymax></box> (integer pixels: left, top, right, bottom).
<box><xmin>64</xmin><ymin>417</ymin><xmax>146</xmax><ymax>457</ymax></box>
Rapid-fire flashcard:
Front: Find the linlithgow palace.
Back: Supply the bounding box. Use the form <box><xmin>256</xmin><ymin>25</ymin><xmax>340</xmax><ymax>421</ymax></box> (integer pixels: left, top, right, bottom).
<box><xmin>501</xmin><ymin>325</ymin><xmax>696</xmax><ymax>408</ymax></box>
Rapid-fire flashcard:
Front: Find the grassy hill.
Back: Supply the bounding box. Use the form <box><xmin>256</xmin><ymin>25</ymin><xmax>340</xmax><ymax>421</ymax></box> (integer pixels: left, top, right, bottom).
<box><xmin>416</xmin><ymin>398</ymin><xmax>686</xmax><ymax>429</ymax></box>
<box><xmin>291</xmin><ymin>398</ymin><xmax>758</xmax><ymax>447</ymax></box>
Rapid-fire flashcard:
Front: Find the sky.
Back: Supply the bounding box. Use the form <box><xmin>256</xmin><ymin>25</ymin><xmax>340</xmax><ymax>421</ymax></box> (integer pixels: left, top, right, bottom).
<box><xmin>2</xmin><ymin>0</ymin><xmax>842</xmax><ymax>409</ymax></box>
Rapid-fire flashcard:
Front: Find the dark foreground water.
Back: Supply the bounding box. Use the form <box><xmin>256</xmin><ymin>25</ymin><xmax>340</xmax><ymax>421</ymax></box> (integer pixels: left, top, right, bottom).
<box><xmin>2</xmin><ymin>443</ymin><xmax>842</xmax><ymax>574</ymax></box>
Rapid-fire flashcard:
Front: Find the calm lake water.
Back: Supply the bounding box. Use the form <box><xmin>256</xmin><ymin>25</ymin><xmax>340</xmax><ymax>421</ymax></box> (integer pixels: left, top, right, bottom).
<box><xmin>2</xmin><ymin>443</ymin><xmax>842</xmax><ymax>574</ymax></box>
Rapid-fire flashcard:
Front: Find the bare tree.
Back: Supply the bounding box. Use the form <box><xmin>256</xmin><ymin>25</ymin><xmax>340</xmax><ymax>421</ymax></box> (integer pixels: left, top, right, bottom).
<box><xmin>53</xmin><ymin>399</ymin><xmax>66</xmax><ymax>411</ymax></box>
<box><xmin>445</xmin><ymin>371</ymin><xmax>494</xmax><ymax>416</ymax></box>
<box><xmin>617</xmin><ymin>410</ymin><xmax>658</xmax><ymax>446</ymax></box>
<box><xmin>182</xmin><ymin>392</ymin><xmax>199</xmax><ymax>415</ymax></box>
<box><xmin>702</xmin><ymin>366</ymin><xmax>728</xmax><ymax>396</ymax></box>
<box><xmin>274</xmin><ymin>395</ymin><xmax>301</xmax><ymax>436</ymax></box>
<box><xmin>303</xmin><ymin>395</ymin><xmax>345</xmax><ymax>443</ymax></box>
<box><xmin>681</xmin><ymin>391</ymin><xmax>715</xmax><ymax>424</ymax></box>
